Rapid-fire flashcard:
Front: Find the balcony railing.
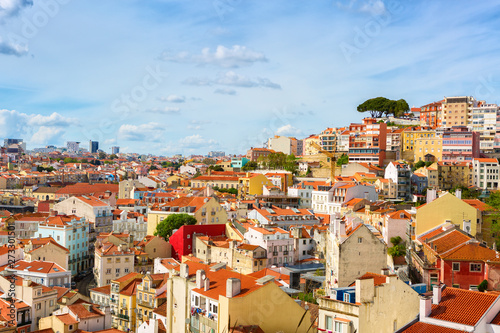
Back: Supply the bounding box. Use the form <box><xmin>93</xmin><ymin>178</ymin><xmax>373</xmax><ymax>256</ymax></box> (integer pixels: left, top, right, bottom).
<box><xmin>283</xmin><ymin>251</ymin><xmax>289</xmax><ymax>255</ymax></box>
<box><xmin>273</xmin><ymin>252</ymin><xmax>278</xmax><ymax>256</ymax></box>
<box><xmin>117</xmin><ymin>313</ymin><xmax>129</xmax><ymax>320</ymax></box>
<box><xmin>139</xmin><ymin>300</ymin><xmax>154</xmax><ymax>308</ymax></box>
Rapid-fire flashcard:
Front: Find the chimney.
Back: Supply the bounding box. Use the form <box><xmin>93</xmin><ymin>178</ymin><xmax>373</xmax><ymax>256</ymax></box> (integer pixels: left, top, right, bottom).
<box><xmin>426</xmin><ymin>189</ymin><xmax>437</xmax><ymax>203</ymax></box>
<box><xmin>226</xmin><ymin>278</ymin><xmax>241</xmax><ymax>298</ymax></box>
<box><xmin>355</xmin><ymin>278</ymin><xmax>375</xmax><ymax>304</ymax></box>
<box><xmin>420</xmin><ymin>296</ymin><xmax>432</xmax><ymax>318</ymax></box>
<box><xmin>204</xmin><ymin>278</ymin><xmax>210</xmax><ymax>291</ymax></box>
<box><xmin>433</xmin><ymin>284</ymin><xmax>443</xmax><ymax>305</ymax></box>
<box><xmin>455</xmin><ymin>189</ymin><xmax>462</xmax><ymax>200</ymax></box>
<box><xmin>179</xmin><ymin>263</ymin><xmax>189</xmax><ymax>279</ymax></box>
<box><xmin>364</xmin><ymin>192</ymin><xmax>369</xmax><ymax>200</ymax></box>
<box><xmin>196</xmin><ymin>270</ymin><xmax>205</xmax><ymax>289</ymax></box>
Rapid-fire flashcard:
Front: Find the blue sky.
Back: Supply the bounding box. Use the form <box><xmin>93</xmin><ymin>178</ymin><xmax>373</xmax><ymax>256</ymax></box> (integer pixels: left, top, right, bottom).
<box><xmin>1</xmin><ymin>0</ymin><xmax>500</xmax><ymax>155</ymax></box>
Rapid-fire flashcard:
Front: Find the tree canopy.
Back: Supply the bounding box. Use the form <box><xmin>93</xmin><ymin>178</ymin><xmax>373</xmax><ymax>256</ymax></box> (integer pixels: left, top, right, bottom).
<box><xmin>257</xmin><ymin>152</ymin><xmax>297</xmax><ymax>174</ymax></box>
<box><xmin>387</xmin><ymin>236</ymin><xmax>406</xmax><ymax>258</ymax></box>
<box><xmin>357</xmin><ymin>97</ymin><xmax>409</xmax><ymax>118</ymax></box>
<box><xmin>154</xmin><ymin>213</ymin><xmax>197</xmax><ymax>240</ymax></box>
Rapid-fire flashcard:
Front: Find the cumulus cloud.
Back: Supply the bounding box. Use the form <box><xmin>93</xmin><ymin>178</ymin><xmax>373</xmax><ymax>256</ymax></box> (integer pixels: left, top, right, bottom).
<box><xmin>104</xmin><ymin>138</ymin><xmax>116</xmax><ymax>145</ymax></box>
<box><xmin>183</xmin><ymin>71</ymin><xmax>281</xmax><ymax>89</ymax></box>
<box><xmin>276</xmin><ymin>124</ymin><xmax>303</xmax><ymax>137</ymax></box>
<box><xmin>159</xmin><ymin>95</ymin><xmax>185</xmax><ymax>103</ymax></box>
<box><xmin>0</xmin><ymin>38</ymin><xmax>28</xmax><ymax>56</ymax></box>
<box><xmin>0</xmin><ymin>0</ymin><xmax>33</xmax><ymax>20</ymax></box>
<box><xmin>118</xmin><ymin>122</ymin><xmax>164</xmax><ymax>142</ymax></box>
<box><xmin>145</xmin><ymin>107</ymin><xmax>180</xmax><ymax>114</ymax></box>
<box><xmin>178</xmin><ymin>134</ymin><xmax>218</xmax><ymax>149</ymax></box>
<box><xmin>161</xmin><ymin>45</ymin><xmax>268</xmax><ymax>68</ymax></box>
<box><xmin>214</xmin><ymin>88</ymin><xmax>236</xmax><ymax>95</ymax></box>
<box><xmin>0</xmin><ymin>109</ymin><xmax>77</xmax><ymax>146</ymax></box>
<box><xmin>30</xmin><ymin>126</ymin><xmax>64</xmax><ymax>144</ymax></box>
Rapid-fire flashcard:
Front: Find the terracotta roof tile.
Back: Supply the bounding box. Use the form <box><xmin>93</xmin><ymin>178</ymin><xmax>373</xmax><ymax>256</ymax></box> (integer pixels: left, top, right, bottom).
<box><xmin>429</xmin><ymin>287</ymin><xmax>498</xmax><ymax>326</ymax></box>
<box><xmin>401</xmin><ymin>322</ymin><xmax>467</xmax><ymax>333</ymax></box>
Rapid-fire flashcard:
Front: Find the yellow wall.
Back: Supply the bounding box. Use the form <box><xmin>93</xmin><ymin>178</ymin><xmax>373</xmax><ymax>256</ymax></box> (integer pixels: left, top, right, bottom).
<box><xmin>225</xmin><ymin>222</ymin><xmax>244</xmax><ymax>241</ymax></box>
<box><xmin>414</xmin><ymin>137</ymin><xmax>442</xmax><ymax>162</ymax></box>
<box><xmin>218</xmin><ymin>282</ymin><xmax>311</xmax><ymax>333</ymax></box>
<box><xmin>416</xmin><ymin>192</ymin><xmax>478</xmax><ymax>236</ymax></box>
<box><xmin>239</xmin><ymin>174</ymin><xmax>274</xmax><ymax>197</ymax></box>
<box><xmin>402</xmin><ymin>129</ymin><xmax>437</xmax><ymax>152</ymax></box>
<box><xmin>26</xmin><ymin>242</ymin><xmax>69</xmax><ymax>269</ymax></box>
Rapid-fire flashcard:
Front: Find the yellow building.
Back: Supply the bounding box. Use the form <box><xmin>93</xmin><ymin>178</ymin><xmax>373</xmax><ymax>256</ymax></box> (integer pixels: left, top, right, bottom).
<box><xmin>401</xmin><ymin>128</ymin><xmax>438</xmax><ymax>161</ymax></box>
<box><xmin>415</xmin><ymin>192</ymin><xmax>479</xmax><ymax>236</ymax></box>
<box><xmin>415</xmin><ymin>164</ymin><xmax>439</xmax><ymax>189</ymax></box>
<box><xmin>303</xmin><ymin>135</ymin><xmax>320</xmax><ymax>155</ymax></box>
<box><xmin>414</xmin><ymin>136</ymin><xmax>442</xmax><ymax>162</ymax></box>
<box><xmin>238</xmin><ymin>173</ymin><xmax>274</xmax><ymax>198</ymax></box>
<box><xmin>136</xmin><ymin>273</ymin><xmax>168</xmax><ymax>327</ymax></box>
<box><xmin>437</xmin><ymin>162</ymin><xmax>472</xmax><ymax>190</ymax></box>
<box><xmin>110</xmin><ymin>272</ymin><xmax>143</xmax><ymax>331</ymax></box>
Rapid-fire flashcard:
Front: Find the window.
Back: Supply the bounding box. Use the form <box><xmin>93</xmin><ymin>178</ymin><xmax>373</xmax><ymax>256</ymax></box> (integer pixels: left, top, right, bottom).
<box><xmin>335</xmin><ymin>321</ymin><xmax>343</xmax><ymax>333</ymax></box>
<box><xmin>452</xmin><ymin>262</ymin><xmax>460</xmax><ymax>272</ymax></box>
<box><xmin>343</xmin><ymin>293</ymin><xmax>350</xmax><ymax>302</ymax></box>
<box><xmin>470</xmin><ymin>263</ymin><xmax>482</xmax><ymax>272</ymax></box>
<box><xmin>358</xmin><ymin>237</ymin><xmax>362</xmax><ymax>243</ymax></box>
<box><xmin>325</xmin><ymin>316</ymin><xmax>333</xmax><ymax>330</ymax></box>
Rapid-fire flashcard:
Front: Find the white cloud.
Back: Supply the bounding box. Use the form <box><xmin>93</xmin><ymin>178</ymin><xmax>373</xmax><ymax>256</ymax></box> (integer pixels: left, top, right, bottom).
<box><xmin>30</xmin><ymin>126</ymin><xmax>63</xmax><ymax>144</ymax></box>
<box><xmin>159</xmin><ymin>95</ymin><xmax>185</xmax><ymax>103</ymax></box>
<box><xmin>0</xmin><ymin>109</ymin><xmax>76</xmax><ymax>146</ymax></box>
<box><xmin>27</xmin><ymin>112</ymin><xmax>79</xmax><ymax>126</ymax></box>
<box><xmin>161</xmin><ymin>45</ymin><xmax>268</xmax><ymax>68</ymax></box>
<box><xmin>145</xmin><ymin>107</ymin><xmax>180</xmax><ymax>114</ymax></box>
<box><xmin>184</xmin><ymin>71</ymin><xmax>281</xmax><ymax>89</ymax></box>
<box><xmin>118</xmin><ymin>122</ymin><xmax>164</xmax><ymax>142</ymax></box>
<box><xmin>359</xmin><ymin>0</ymin><xmax>386</xmax><ymax>15</ymax></box>
<box><xmin>104</xmin><ymin>138</ymin><xmax>116</xmax><ymax>145</ymax></box>
<box><xmin>214</xmin><ymin>88</ymin><xmax>236</xmax><ymax>95</ymax></box>
<box><xmin>0</xmin><ymin>37</ymin><xmax>28</xmax><ymax>56</ymax></box>
<box><xmin>178</xmin><ymin>134</ymin><xmax>218</xmax><ymax>149</ymax></box>
<box><xmin>276</xmin><ymin>124</ymin><xmax>303</xmax><ymax>137</ymax></box>
<box><xmin>0</xmin><ymin>0</ymin><xmax>33</xmax><ymax>20</ymax></box>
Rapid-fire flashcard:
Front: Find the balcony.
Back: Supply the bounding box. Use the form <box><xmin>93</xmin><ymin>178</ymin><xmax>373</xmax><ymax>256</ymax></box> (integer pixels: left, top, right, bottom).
<box><xmin>117</xmin><ymin>313</ymin><xmax>129</xmax><ymax>321</ymax></box>
<box><xmin>273</xmin><ymin>252</ymin><xmax>278</xmax><ymax>256</ymax></box>
<box><xmin>110</xmin><ymin>298</ymin><xmax>118</xmax><ymax>304</ymax></box>
<box><xmin>139</xmin><ymin>300</ymin><xmax>154</xmax><ymax>308</ymax></box>
<box><xmin>283</xmin><ymin>251</ymin><xmax>289</xmax><ymax>255</ymax></box>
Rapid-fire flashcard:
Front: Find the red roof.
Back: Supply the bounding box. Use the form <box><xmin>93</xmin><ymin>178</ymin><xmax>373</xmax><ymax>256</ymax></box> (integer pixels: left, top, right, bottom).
<box><xmin>429</xmin><ymin>287</ymin><xmax>498</xmax><ymax>326</ymax></box>
<box><xmin>402</xmin><ymin>322</ymin><xmax>467</xmax><ymax>333</ymax></box>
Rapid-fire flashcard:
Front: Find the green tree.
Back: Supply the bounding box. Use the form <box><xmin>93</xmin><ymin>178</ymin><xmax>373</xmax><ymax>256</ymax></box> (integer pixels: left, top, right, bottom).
<box><xmin>109</xmin><ymin>154</ymin><xmax>118</xmax><ymax>160</ymax></box>
<box><xmin>478</xmin><ymin>279</ymin><xmax>488</xmax><ymax>292</ymax></box>
<box><xmin>63</xmin><ymin>157</ymin><xmax>77</xmax><ymax>164</ymax></box>
<box><xmin>154</xmin><ymin>213</ymin><xmax>197</xmax><ymax>240</ymax></box>
<box><xmin>242</xmin><ymin>161</ymin><xmax>258</xmax><ymax>171</ymax></box>
<box><xmin>336</xmin><ymin>153</ymin><xmax>349</xmax><ymax>166</ymax></box>
<box><xmin>414</xmin><ymin>160</ymin><xmax>425</xmax><ymax>170</ymax></box>
<box><xmin>357</xmin><ymin>97</ymin><xmax>409</xmax><ymax>118</ymax></box>
<box><xmin>208</xmin><ymin>165</ymin><xmax>224</xmax><ymax>172</ymax></box>
<box><xmin>98</xmin><ymin>151</ymin><xmax>107</xmax><ymax>160</ymax></box>
<box><xmin>388</xmin><ymin>236</ymin><xmax>406</xmax><ymax>258</ymax></box>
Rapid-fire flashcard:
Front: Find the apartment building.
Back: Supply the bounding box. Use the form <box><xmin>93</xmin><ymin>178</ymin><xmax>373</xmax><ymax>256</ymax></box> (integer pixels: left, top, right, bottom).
<box><xmin>311</xmin><ymin>182</ymin><xmax>377</xmax><ymax>214</ymax></box>
<box><xmin>94</xmin><ymin>242</ymin><xmax>134</xmax><ymax>287</ymax></box>
<box><xmin>244</xmin><ymin>226</ymin><xmax>294</xmax><ymax>267</ymax></box>
<box><xmin>325</xmin><ymin>217</ymin><xmax>387</xmax><ymax>290</ymax></box>
<box><xmin>247</xmin><ymin>205</ymin><xmax>321</xmax><ymax>228</ymax></box>
<box><xmin>473</xmin><ymin>158</ymin><xmax>500</xmax><ymax>190</ymax></box>
<box><xmin>246</xmin><ymin>147</ymin><xmax>275</xmax><ymax>162</ymax></box>
<box><xmin>136</xmin><ymin>273</ymin><xmax>169</xmax><ymax>328</ymax></box>
<box><xmin>303</xmin><ymin>135</ymin><xmax>320</xmax><ymax>155</ymax></box>
<box><xmin>471</xmin><ymin>102</ymin><xmax>498</xmax><ymax>153</ymax></box>
<box><xmin>413</xmin><ymin>133</ymin><xmax>442</xmax><ymax>162</ymax></box>
<box><xmin>319</xmin><ymin>127</ymin><xmax>338</xmax><ymax>152</ymax></box>
<box><xmin>436</xmin><ymin>161</ymin><xmax>472</xmax><ymax>190</ymax></box>
<box><xmin>441</xmin><ymin>96</ymin><xmax>477</xmax><ymax>127</ymax></box>
<box><xmin>37</xmin><ymin>214</ymin><xmax>89</xmax><ymax>275</ymax></box>
<box><xmin>441</xmin><ymin>126</ymin><xmax>480</xmax><ymax>163</ymax></box>
<box><xmin>348</xmin><ymin>118</ymin><xmax>387</xmax><ymax>166</ymax></box>
<box><xmin>384</xmin><ymin>162</ymin><xmax>412</xmax><ymax>200</ymax></box>
<box><xmin>419</xmin><ymin>100</ymin><xmax>443</xmax><ymax>128</ymax></box>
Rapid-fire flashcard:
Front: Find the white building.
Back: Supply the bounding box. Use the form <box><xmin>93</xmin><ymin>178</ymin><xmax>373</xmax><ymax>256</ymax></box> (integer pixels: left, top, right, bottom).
<box><xmin>471</xmin><ymin>103</ymin><xmax>498</xmax><ymax>153</ymax></box>
<box><xmin>384</xmin><ymin>162</ymin><xmax>412</xmax><ymax>200</ymax></box>
<box><xmin>112</xmin><ymin>210</ymin><xmax>148</xmax><ymax>241</ymax></box>
<box><xmin>312</xmin><ymin>182</ymin><xmax>378</xmax><ymax>214</ymax></box>
<box><xmin>472</xmin><ymin>158</ymin><xmax>500</xmax><ymax>190</ymax></box>
<box><xmin>244</xmin><ymin>226</ymin><xmax>295</xmax><ymax>267</ymax></box>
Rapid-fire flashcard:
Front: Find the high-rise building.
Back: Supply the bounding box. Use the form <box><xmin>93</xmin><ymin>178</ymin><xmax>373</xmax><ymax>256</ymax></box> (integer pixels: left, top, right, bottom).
<box><xmin>111</xmin><ymin>146</ymin><xmax>120</xmax><ymax>154</ymax></box>
<box><xmin>471</xmin><ymin>102</ymin><xmax>498</xmax><ymax>153</ymax></box>
<box><xmin>67</xmin><ymin>141</ymin><xmax>80</xmax><ymax>153</ymax></box>
<box><xmin>348</xmin><ymin>118</ymin><xmax>387</xmax><ymax>165</ymax></box>
<box><xmin>208</xmin><ymin>151</ymin><xmax>225</xmax><ymax>158</ymax></box>
<box><xmin>89</xmin><ymin>140</ymin><xmax>99</xmax><ymax>154</ymax></box>
<box><xmin>4</xmin><ymin>138</ymin><xmax>26</xmax><ymax>151</ymax></box>
<box><xmin>442</xmin><ymin>96</ymin><xmax>477</xmax><ymax>127</ymax></box>
<box><xmin>442</xmin><ymin>126</ymin><xmax>480</xmax><ymax>163</ymax></box>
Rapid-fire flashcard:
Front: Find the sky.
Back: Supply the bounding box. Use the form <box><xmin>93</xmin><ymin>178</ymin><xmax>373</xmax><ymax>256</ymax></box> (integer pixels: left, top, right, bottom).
<box><xmin>1</xmin><ymin>0</ymin><xmax>500</xmax><ymax>156</ymax></box>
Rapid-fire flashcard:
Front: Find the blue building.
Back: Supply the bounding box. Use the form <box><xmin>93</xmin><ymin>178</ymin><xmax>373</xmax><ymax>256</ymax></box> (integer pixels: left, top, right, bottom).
<box><xmin>37</xmin><ymin>214</ymin><xmax>90</xmax><ymax>276</ymax></box>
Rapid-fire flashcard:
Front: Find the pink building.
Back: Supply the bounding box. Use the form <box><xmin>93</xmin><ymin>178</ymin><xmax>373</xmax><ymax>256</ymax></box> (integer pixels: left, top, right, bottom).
<box><xmin>442</xmin><ymin>126</ymin><xmax>480</xmax><ymax>163</ymax></box>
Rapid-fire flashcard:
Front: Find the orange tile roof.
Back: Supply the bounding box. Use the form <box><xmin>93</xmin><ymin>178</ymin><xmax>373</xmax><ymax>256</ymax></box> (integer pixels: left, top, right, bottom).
<box><xmin>401</xmin><ymin>322</ymin><xmax>467</xmax><ymax>333</ymax></box>
<box><xmin>419</xmin><ymin>229</ymin><xmax>471</xmax><ymax>256</ymax></box>
<box><xmin>68</xmin><ymin>302</ymin><xmax>105</xmax><ymax>319</ymax></box>
<box><xmin>56</xmin><ymin>313</ymin><xmax>79</xmax><ymax>325</ymax></box>
<box><xmin>4</xmin><ymin>260</ymin><xmax>66</xmax><ymax>274</ymax></box>
<box><xmin>90</xmin><ymin>285</ymin><xmax>111</xmax><ymax>295</ymax></box>
<box><xmin>474</xmin><ymin>158</ymin><xmax>498</xmax><ymax>163</ymax></box>
<box><xmin>429</xmin><ymin>287</ymin><xmax>498</xmax><ymax>326</ymax></box>
<box><xmin>463</xmin><ymin>199</ymin><xmax>495</xmax><ymax>212</ymax></box>
<box><xmin>120</xmin><ymin>279</ymin><xmax>142</xmax><ymax>296</ymax></box>
<box><xmin>349</xmin><ymin>272</ymin><xmax>388</xmax><ymax>287</ymax></box>
<box><xmin>387</xmin><ymin>210</ymin><xmax>411</xmax><ymax>220</ymax></box>
<box><xmin>75</xmin><ymin>195</ymin><xmax>108</xmax><ymax>207</ymax></box>
<box><xmin>440</xmin><ymin>242</ymin><xmax>499</xmax><ymax>262</ymax></box>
